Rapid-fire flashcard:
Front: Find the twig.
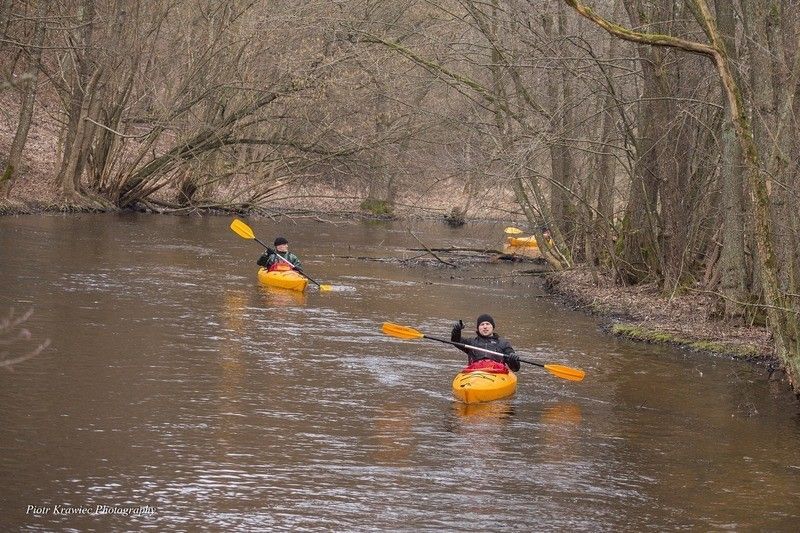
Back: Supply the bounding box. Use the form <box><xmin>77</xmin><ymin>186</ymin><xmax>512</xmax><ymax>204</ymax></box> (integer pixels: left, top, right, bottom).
<box><xmin>409</xmin><ymin>231</ymin><xmax>458</xmax><ymax>267</ymax></box>
<box><xmin>83</xmin><ymin>117</ymin><xmax>152</xmax><ymax>139</ymax></box>
<box><xmin>0</xmin><ymin>339</ymin><xmax>51</xmax><ymax>370</ymax></box>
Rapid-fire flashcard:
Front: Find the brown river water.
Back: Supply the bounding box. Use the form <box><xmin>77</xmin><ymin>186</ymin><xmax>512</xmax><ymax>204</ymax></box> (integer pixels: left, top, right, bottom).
<box><xmin>1</xmin><ymin>213</ymin><xmax>799</xmax><ymax>531</ymax></box>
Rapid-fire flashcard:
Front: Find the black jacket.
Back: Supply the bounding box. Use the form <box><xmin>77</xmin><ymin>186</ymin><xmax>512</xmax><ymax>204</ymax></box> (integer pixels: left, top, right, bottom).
<box><xmin>451</xmin><ymin>326</ymin><xmax>519</xmax><ymax>371</ymax></box>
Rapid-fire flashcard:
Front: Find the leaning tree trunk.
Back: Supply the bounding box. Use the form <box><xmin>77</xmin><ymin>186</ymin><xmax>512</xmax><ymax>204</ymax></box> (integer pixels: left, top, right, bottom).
<box><xmin>59</xmin><ymin>68</ymin><xmax>102</xmax><ymax>201</ymax></box>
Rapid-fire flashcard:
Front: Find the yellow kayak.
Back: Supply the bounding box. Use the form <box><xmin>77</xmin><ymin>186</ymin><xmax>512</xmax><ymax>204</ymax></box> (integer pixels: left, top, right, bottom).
<box><xmin>503</xmin><ymin>235</ymin><xmax>555</xmax><ymax>259</ymax></box>
<box><xmin>452</xmin><ymin>369</ymin><xmax>517</xmax><ymax>404</ymax></box>
<box><xmin>257</xmin><ymin>268</ymin><xmax>308</xmax><ymax>292</ymax></box>
<box><xmin>507</xmin><ymin>235</ymin><xmax>539</xmax><ymax>248</ymax></box>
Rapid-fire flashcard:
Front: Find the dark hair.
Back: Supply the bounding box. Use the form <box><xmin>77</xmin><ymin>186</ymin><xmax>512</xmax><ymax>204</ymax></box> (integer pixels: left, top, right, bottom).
<box><xmin>274</xmin><ymin>237</ymin><xmax>289</xmax><ymax>246</ymax></box>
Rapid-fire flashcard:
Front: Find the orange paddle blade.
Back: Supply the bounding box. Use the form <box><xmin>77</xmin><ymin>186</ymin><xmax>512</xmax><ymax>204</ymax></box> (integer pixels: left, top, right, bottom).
<box><xmin>543</xmin><ymin>364</ymin><xmax>586</xmax><ymax>381</ymax></box>
<box><xmin>381</xmin><ymin>322</ymin><xmax>424</xmax><ymax>340</ymax></box>
<box><xmin>504</xmin><ymin>226</ymin><xmax>524</xmax><ymax>235</ymax></box>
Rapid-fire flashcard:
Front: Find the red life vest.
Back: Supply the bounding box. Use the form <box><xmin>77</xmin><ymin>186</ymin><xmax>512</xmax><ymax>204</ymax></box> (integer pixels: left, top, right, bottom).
<box><xmin>461</xmin><ymin>359</ymin><xmax>509</xmax><ymax>374</ymax></box>
<box><xmin>267</xmin><ymin>262</ymin><xmax>293</xmax><ymax>272</ymax></box>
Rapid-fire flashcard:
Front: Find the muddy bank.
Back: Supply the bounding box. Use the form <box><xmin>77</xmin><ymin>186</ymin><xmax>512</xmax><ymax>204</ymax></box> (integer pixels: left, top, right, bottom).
<box><xmin>544</xmin><ymin>267</ymin><xmax>782</xmax><ymax>375</ymax></box>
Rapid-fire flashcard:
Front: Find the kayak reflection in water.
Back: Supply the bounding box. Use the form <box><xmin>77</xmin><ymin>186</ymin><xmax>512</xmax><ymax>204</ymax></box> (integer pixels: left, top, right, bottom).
<box><xmin>256</xmin><ymin>236</ymin><xmax>303</xmax><ymax>272</ymax></box>
<box><xmin>451</xmin><ymin>314</ymin><xmax>521</xmax><ymax>372</ymax></box>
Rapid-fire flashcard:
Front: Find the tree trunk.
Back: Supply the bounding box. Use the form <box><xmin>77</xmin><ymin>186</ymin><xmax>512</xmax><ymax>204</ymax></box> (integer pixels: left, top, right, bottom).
<box><xmin>89</xmin><ymin>2</ymin><xmax>135</xmax><ymax>192</ymax></box>
<box><xmin>757</xmin><ymin>0</ymin><xmax>800</xmax><ymax>342</ymax></box>
<box><xmin>60</xmin><ymin>68</ymin><xmax>102</xmax><ymax>200</ymax></box>
<box><xmin>0</xmin><ymin>0</ymin><xmax>13</xmax><ymax>41</ymax></box>
<box><xmin>695</xmin><ymin>1</ymin><xmax>799</xmax><ymax>386</ymax></box>
<box><xmin>365</xmin><ymin>90</ymin><xmax>395</xmax><ymax>212</ymax></box>
<box><xmin>1</xmin><ymin>0</ymin><xmax>47</xmax><ymax>198</ymax></box>
<box><xmin>591</xmin><ymin>0</ymin><xmax>623</xmax><ymax>269</ymax></box>
<box><xmin>617</xmin><ymin>0</ymin><xmax>668</xmax><ymax>284</ymax></box>
<box><xmin>55</xmin><ymin>0</ymin><xmax>96</xmax><ymax>201</ymax></box>
<box><xmin>713</xmin><ymin>0</ymin><xmax>748</xmax><ymax>322</ymax></box>
<box><xmin>543</xmin><ymin>4</ymin><xmax>577</xmax><ymax>248</ymax></box>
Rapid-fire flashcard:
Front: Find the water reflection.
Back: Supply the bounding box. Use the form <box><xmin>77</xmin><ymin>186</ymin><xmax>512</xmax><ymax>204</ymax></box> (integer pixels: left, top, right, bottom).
<box><xmin>541</xmin><ymin>403</ymin><xmax>583</xmax><ymax>425</ymax></box>
<box><xmin>366</xmin><ymin>404</ymin><xmax>414</xmax><ymax>464</ymax></box>
<box><xmin>539</xmin><ymin>403</ymin><xmax>584</xmax><ymax>464</ymax></box>
<box><xmin>453</xmin><ymin>399</ymin><xmax>515</xmax><ymax>421</ymax></box>
<box><xmin>217</xmin><ymin>293</ymin><xmax>247</xmax><ymax>455</ymax></box>
<box><xmin>257</xmin><ymin>285</ymin><xmax>308</xmax><ymax>307</ymax></box>
<box><xmin>221</xmin><ymin>292</ymin><xmax>249</xmax><ymax>333</ymax></box>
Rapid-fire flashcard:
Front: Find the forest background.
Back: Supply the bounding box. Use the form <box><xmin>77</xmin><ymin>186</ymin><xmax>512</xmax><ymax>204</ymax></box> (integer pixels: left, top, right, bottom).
<box><xmin>1</xmin><ymin>0</ymin><xmax>798</xmax><ymax>392</ymax></box>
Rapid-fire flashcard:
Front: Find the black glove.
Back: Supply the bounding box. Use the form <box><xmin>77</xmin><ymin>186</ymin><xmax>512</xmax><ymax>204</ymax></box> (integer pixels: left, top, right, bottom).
<box><xmin>257</xmin><ymin>247</ymin><xmax>276</xmax><ymax>267</ymax></box>
<box><xmin>451</xmin><ymin>320</ymin><xmax>464</xmax><ymax>341</ymax></box>
<box><xmin>503</xmin><ymin>353</ymin><xmax>521</xmax><ymax>371</ymax></box>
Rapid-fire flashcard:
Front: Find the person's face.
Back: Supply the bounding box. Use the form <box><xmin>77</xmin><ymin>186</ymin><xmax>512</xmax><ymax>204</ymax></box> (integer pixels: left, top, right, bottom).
<box><xmin>276</xmin><ymin>243</ymin><xmax>289</xmax><ymax>253</ymax></box>
<box><xmin>477</xmin><ymin>321</ymin><xmax>494</xmax><ymax>336</ymax></box>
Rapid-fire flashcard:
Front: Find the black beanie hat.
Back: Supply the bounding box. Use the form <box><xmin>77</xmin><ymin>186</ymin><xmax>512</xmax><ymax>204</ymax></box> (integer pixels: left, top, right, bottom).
<box><xmin>274</xmin><ymin>237</ymin><xmax>289</xmax><ymax>246</ymax></box>
<box><xmin>476</xmin><ymin>314</ymin><xmax>495</xmax><ymax>328</ymax></box>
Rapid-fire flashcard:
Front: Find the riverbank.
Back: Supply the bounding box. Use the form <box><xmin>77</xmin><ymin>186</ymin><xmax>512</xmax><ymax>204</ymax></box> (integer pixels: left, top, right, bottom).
<box><xmin>544</xmin><ymin>267</ymin><xmax>781</xmax><ymax>377</ymax></box>
<box><xmin>0</xmin><ymin>175</ymin><xmax>518</xmax><ymax>221</ymax></box>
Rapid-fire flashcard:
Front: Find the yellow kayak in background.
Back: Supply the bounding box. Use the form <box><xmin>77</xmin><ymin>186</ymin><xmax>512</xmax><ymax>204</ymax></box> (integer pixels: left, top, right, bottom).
<box><xmin>507</xmin><ymin>235</ymin><xmax>539</xmax><ymax>248</ymax></box>
<box><xmin>503</xmin><ymin>235</ymin><xmax>554</xmax><ymax>259</ymax></box>
<box><xmin>452</xmin><ymin>370</ymin><xmax>518</xmax><ymax>404</ymax></box>
<box><xmin>257</xmin><ymin>268</ymin><xmax>308</xmax><ymax>292</ymax></box>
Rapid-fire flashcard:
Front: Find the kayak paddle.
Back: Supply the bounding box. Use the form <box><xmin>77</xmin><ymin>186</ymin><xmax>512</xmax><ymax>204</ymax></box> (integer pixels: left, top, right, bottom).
<box><xmin>229</xmin><ymin>218</ymin><xmax>333</xmax><ymax>291</ymax></box>
<box><xmin>381</xmin><ymin>322</ymin><xmax>586</xmax><ymax>382</ymax></box>
<box><xmin>504</xmin><ymin>226</ymin><xmax>525</xmax><ymax>235</ymax></box>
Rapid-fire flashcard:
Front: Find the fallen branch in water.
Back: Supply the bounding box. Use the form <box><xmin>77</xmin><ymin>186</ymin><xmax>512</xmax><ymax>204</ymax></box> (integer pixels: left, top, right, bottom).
<box><xmin>1</xmin><ymin>307</ymin><xmax>51</xmax><ymax>371</ymax></box>
<box><xmin>407</xmin><ymin>246</ymin><xmax>504</xmax><ymax>254</ymax></box>
<box><xmin>409</xmin><ymin>232</ymin><xmax>458</xmax><ymax>267</ymax></box>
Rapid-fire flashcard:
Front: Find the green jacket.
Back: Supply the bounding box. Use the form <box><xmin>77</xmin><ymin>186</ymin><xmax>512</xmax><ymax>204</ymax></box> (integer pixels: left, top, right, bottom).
<box><xmin>257</xmin><ymin>250</ymin><xmax>302</xmax><ymax>270</ymax></box>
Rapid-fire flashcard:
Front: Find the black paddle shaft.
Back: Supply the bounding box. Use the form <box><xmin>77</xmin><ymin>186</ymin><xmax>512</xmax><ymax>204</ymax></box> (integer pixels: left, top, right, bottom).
<box><xmin>423</xmin><ymin>334</ymin><xmax>545</xmax><ymax>369</ymax></box>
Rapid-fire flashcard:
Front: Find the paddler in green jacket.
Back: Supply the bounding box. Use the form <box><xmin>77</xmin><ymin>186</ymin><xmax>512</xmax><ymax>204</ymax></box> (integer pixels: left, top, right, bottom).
<box><xmin>257</xmin><ymin>237</ymin><xmax>303</xmax><ymax>272</ymax></box>
<box><xmin>451</xmin><ymin>314</ymin><xmax>521</xmax><ymax>371</ymax></box>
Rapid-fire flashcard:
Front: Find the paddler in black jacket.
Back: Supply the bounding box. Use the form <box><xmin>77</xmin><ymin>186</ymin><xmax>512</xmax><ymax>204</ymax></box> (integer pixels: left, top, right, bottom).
<box><xmin>451</xmin><ymin>314</ymin><xmax>521</xmax><ymax>371</ymax></box>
